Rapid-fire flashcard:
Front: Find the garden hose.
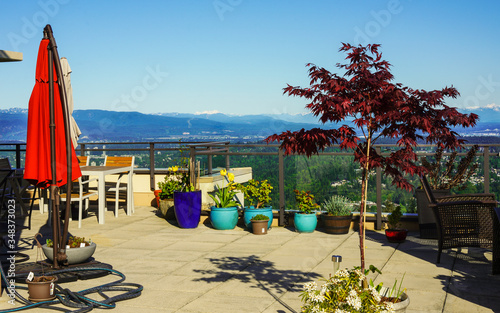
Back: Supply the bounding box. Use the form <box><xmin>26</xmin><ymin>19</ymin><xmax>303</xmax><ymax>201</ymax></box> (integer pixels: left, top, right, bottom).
<box><xmin>0</xmin><ymin>261</ymin><xmax>143</xmax><ymax>312</ymax></box>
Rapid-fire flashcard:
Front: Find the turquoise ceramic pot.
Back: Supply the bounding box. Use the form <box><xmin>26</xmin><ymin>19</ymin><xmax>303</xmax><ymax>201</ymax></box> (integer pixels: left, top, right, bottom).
<box><xmin>294</xmin><ymin>212</ymin><xmax>318</xmax><ymax>233</ymax></box>
<box><xmin>243</xmin><ymin>206</ymin><xmax>273</xmax><ymax>230</ymax></box>
<box><xmin>210</xmin><ymin>206</ymin><xmax>238</xmax><ymax>230</ymax></box>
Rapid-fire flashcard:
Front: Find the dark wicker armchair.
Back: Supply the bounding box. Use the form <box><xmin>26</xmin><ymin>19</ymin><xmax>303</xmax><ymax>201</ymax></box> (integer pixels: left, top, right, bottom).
<box><xmin>420</xmin><ymin>175</ymin><xmax>500</xmax><ymax>274</ymax></box>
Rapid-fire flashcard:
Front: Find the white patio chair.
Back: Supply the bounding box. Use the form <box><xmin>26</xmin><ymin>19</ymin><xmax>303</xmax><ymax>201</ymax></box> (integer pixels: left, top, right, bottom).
<box><xmin>104</xmin><ymin>156</ymin><xmax>135</xmax><ymax>217</ymax></box>
<box><xmin>60</xmin><ymin>156</ymin><xmax>98</xmax><ymax>228</ymax></box>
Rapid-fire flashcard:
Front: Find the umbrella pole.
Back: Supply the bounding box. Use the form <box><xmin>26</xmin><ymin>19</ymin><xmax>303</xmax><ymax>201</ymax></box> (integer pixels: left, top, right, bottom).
<box><xmin>47</xmin><ymin>34</ymin><xmax>61</xmax><ymax>269</ymax></box>
<box><xmin>45</xmin><ymin>24</ymin><xmax>73</xmax><ymax>256</ymax></box>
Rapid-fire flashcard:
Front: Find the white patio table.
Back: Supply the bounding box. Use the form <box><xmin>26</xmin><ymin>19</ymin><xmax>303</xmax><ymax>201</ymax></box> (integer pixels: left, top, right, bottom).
<box><xmin>79</xmin><ymin>165</ymin><xmax>134</xmax><ymax>224</ymax></box>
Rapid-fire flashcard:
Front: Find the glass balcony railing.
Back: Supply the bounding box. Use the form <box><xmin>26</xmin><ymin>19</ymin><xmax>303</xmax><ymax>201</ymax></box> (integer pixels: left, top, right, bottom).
<box><xmin>2</xmin><ymin>141</ymin><xmax>499</xmax><ymax>228</ymax></box>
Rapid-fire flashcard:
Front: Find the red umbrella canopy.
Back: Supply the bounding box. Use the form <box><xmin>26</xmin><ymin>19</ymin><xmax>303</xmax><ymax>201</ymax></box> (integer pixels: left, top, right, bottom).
<box><xmin>24</xmin><ymin>38</ymin><xmax>81</xmax><ymax>188</ymax></box>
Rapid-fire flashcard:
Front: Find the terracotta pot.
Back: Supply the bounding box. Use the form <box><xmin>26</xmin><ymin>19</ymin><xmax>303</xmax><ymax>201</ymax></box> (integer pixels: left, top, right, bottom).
<box><xmin>26</xmin><ymin>276</ymin><xmax>58</xmax><ymax>302</ymax></box>
<box><xmin>243</xmin><ymin>206</ymin><xmax>273</xmax><ymax>230</ymax></box>
<box><xmin>154</xmin><ymin>190</ymin><xmax>161</xmax><ymax>207</ymax></box>
<box><xmin>251</xmin><ymin>219</ymin><xmax>268</xmax><ymax>235</ymax></box>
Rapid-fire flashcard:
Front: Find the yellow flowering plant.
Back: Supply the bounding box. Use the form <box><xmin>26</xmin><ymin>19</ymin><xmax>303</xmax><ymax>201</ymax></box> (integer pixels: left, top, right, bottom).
<box><xmin>158</xmin><ymin>164</ymin><xmax>195</xmax><ymax>199</ymax></box>
<box><xmin>209</xmin><ymin>170</ymin><xmax>239</xmax><ymax>208</ymax></box>
<box><xmin>158</xmin><ymin>166</ymin><xmax>183</xmax><ymax>199</ymax></box>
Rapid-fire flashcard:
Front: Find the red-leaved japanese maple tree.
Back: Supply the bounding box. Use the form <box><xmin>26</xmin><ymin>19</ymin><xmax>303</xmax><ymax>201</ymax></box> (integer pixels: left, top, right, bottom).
<box><xmin>265</xmin><ymin>43</ymin><xmax>478</xmax><ymax>271</ymax></box>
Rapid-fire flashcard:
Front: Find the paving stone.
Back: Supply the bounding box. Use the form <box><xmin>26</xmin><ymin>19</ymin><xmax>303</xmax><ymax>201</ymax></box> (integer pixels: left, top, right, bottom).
<box><xmin>444</xmin><ymin>293</ymin><xmax>499</xmax><ymax>313</ymax></box>
<box><xmin>4</xmin><ymin>205</ymin><xmax>498</xmax><ymax>312</ymax></box>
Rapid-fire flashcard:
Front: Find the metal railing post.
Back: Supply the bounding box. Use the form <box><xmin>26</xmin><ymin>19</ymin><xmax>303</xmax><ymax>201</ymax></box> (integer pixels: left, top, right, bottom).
<box><xmin>16</xmin><ymin>144</ymin><xmax>21</xmax><ymax>168</ymax></box>
<box><xmin>279</xmin><ymin>148</ymin><xmax>285</xmax><ymax>226</ymax></box>
<box><xmin>484</xmin><ymin>146</ymin><xmax>490</xmax><ymax>193</ymax></box>
<box><xmin>208</xmin><ymin>146</ymin><xmax>213</xmax><ymax>175</ymax></box>
<box><xmin>375</xmin><ymin>146</ymin><xmax>382</xmax><ymax>230</ymax></box>
<box><xmin>80</xmin><ymin>143</ymin><xmax>85</xmax><ymax>156</ymax></box>
<box><xmin>149</xmin><ymin>142</ymin><xmax>155</xmax><ymax>191</ymax></box>
<box><xmin>190</xmin><ymin>146</ymin><xmax>196</xmax><ymax>187</ymax></box>
<box><xmin>225</xmin><ymin>143</ymin><xmax>230</xmax><ymax>170</ymax></box>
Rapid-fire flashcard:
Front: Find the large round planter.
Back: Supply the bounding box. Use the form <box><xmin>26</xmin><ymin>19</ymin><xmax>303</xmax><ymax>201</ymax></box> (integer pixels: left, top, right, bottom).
<box><xmin>26</xmin><ymin>276</ymin><xmax>58</xmax><ymax>302</ymax></box>
<box><xmin>174</xmin><ymin>190</ymin><xmax>202</xmax><ymax>228</ymax></box>
<box><xmin>380</xmin><ymin>287</ymin><xmax>410</xmax><ymax>312</ymax></box>
<box><xmin>243</xmin><ymin>206</ymin><xmax>273</xmax><ymax>230</ymax></box>
<box><xmin>415</xmin><ymin>188</ymin><xmax>450</xmax><ymax>239</ymax></box>
<box><xmin>210</xmin><ymin>206</ymin><xmax>238</xmax><ymax>230</ymax></box>
<box><xmin>322</xmin><ymin>214</ymin><xmax>352</xmax><ymax>234</ymax></box>
<box><xmin>251</xmin><ymin>219</ymin><xmax>269</xmax><ymax>235</ymax></box>
<box><xmin>294</xmin><ymin>212</ymin><xmax>318</xmax><ymax>233</ymax></box>
<box><xmin>385</xmin><ymin>229</ymin><xmax>408</xmax><ymax>243</ymax></box>
<box><xmin>42</xmin><ymin>243</ymin><xmax>96</xmax><ymax>265</ymax></box>
<box><xmin>159</xmin><ymin>198</ymin><xmax>175</xmax><ymax>220</ymax></box>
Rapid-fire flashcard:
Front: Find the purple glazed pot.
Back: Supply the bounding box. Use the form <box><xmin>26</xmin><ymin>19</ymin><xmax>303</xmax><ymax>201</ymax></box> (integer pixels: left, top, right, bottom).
<box><xmin>173</xmin><ymin>190</ymin><xmax>201</xmax><ymax>228</ymax></box>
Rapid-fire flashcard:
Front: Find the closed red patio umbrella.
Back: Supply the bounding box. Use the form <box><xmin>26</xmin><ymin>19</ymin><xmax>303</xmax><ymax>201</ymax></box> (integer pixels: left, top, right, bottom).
<box><xmin>24</xmin><ymin>25</ymin><xmax>81</xmax><ymax>268</ymax></box>
<box><xmin>24</xmin><ymin>39</ymin><xmax>81</xmax><ymax>187</ymax></box>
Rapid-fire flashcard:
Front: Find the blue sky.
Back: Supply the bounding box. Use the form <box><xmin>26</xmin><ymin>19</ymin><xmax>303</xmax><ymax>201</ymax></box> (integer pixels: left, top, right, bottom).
<box><xmin>1</xmin><ymin>0</ymin><xmax>500</xmax><ymax>116</ymax></box>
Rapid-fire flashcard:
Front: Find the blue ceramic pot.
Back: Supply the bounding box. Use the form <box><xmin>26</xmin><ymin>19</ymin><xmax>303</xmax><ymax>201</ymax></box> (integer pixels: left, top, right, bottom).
<box><xmin>243</xmin><ymin>206</ymin><xmax>273</xmax><ymax>230</ymax></box>
<box><xmin>210</xmin><ymin>206</ymin><xmax>238</xmax><ymax>230</ymax></box>
<box><xmin>294</xmin><ymin>212</ymin><xmax>318</xmax><ymax>233</ymax></box>
<box><xmin>173</xmin><ymin>190</ymin><xmax>201</xmax><ymax>228</ymax></box>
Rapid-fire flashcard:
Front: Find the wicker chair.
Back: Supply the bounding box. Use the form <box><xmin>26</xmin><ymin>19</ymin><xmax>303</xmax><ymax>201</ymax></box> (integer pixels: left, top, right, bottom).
<box><xmin>420</xmin><ymin>175</ymin><xmax>500</xmax><ymax>274</ymax></box>
<box><xmin>0</xmin><ymin>158</ymin><xmax>39</xmax><ymax>230</ymax></box>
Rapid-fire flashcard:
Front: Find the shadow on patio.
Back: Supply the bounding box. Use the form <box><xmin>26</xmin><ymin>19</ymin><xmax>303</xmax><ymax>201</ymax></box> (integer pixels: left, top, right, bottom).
<box><xmin>193</xmin><ymin>255</ymin><xmax>322</xmax><ymax>313</ymax></box>
<box><xmin>365</xmin><ymin>231</ymin><xmax>500</xmax><ymax>312</ymax></box>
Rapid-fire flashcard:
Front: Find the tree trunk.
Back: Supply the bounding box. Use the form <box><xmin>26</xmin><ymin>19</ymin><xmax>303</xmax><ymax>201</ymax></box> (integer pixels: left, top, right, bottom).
<box><xmin>359</xmin><ymin>169</ymin><xmax>366</xmax><ymax>272</ymax></box>
<box><xmin>359</xmin><ymin>130</ymin><xmax>372</xmax><ymax>272</ymax></box>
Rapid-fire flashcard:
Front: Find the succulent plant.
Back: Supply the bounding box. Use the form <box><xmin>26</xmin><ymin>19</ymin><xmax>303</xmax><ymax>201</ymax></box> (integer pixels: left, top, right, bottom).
<box><xmin>322</xmin><ymin>195</ymin><xmax>352</xmax><ymax>216</ymax></box>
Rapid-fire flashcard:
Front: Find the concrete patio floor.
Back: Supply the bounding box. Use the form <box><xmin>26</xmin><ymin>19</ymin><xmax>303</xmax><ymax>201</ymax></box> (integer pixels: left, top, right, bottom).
<box><xmin>2</xmin><ymin>205</ymin><xmax>500</xmax><ymax>312</ymax></box>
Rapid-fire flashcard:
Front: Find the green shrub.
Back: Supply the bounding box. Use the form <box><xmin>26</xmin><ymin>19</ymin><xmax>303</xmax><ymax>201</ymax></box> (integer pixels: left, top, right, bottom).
<box><xmin>251</xmin><ymin>214</ymin><xmax>269</xmax><ymax>221</ymax></box>
<box><xmin>385</xmin><ymin>199</ymin><xmax>403</xmax><ymax>229</ymax></box>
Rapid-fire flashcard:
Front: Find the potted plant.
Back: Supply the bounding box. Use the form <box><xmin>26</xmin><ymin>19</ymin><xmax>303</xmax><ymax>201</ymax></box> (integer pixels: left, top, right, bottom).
<box><xmin>235</xmin><ymin>179</ymin><xmax>273</xmax><ymax>230</ymax></box>
<box><xmin>28</xmin><ymin>234</ymin><xmax>58</xmax><ymax>302</ymax></box>
<box><xmin>172</xmin><ymin>145</ymin><xmax>202</xmax><ymax>229</ymax></box>
<box><xmin>266</xmin><ymin>42</ymin><xmax>477</xmax><ymax>272</ymax></box>
<box><xmin>321</xmin><ymin>195</ymin><xmax>353</xmax><ymax>234</ymax></box>
<box><xmin>42</xmin><ymin>236</ymin><xmax>97</xmax><ymax>265</ymax></box>
<box><xmin>26</xmin><ymin>275</ymin><xmax>58</xmax><ymax>302</ymax></box>
<box><xmin>157</xmin><ymin>166</ymin><xmax>182</xmax><ymax>220</ymax></box>
<box><xmin>415</xmin><ymin>145</ymin><xmax>479</xmax><ymax>238</ymax></box>
<box><xmin>208</xmin><ymin>170</ymin><xmax>239</xmax><ymax>230</ymax></box>
<box><xmin>384</xmin><ymin>200</ymin><xmax>408</xmax><ymax>243</ymax></box>
<box><xmin>250</xmin><ymin>214</ymin><xmax>269</xmax><ymax>235</ymax></box>
<box><xmin>300</xmin><ymin>265</ymin><xmax>409</xmax><ymax>312</ymax></box>
<box><xmin>293</xmin><ymin>190</ymin><xmax>319</xmax><ymax>233</ymax></box>
<box><xmin>266</xmin><ymin>43</ymin><xmax>477</xmax><ymax>306</ymax></box>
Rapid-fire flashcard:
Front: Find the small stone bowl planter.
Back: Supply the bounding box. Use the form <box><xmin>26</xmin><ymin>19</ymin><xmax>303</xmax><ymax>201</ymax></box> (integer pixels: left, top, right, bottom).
<box><xmin>42</xmin><ymin>243</ymin><xmax>97</xmax><ymax>265</ymax></box>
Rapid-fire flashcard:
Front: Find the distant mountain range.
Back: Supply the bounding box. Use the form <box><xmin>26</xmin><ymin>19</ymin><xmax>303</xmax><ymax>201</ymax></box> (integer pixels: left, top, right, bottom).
<box><xmin>1</xmin><ymin>108</ymin><xmax>500</xmax><ymax>142</ymax></box>
<box><xmin>0</xmin><ymin>108</ymin><xmax>333</xmax><ymax>142</ymax></box>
